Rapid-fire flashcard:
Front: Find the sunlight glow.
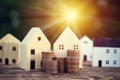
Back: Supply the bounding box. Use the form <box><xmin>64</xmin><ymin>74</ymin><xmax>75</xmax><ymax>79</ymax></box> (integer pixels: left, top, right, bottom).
<box><xmin>22</xmin><ymin>0</ymin><xmax>98</xmax><ymax>42</ymax></box>
<box><xmin>63</xmin><ymin>10</ymin><xmax>78</xmax><ymax>22</ymax></box>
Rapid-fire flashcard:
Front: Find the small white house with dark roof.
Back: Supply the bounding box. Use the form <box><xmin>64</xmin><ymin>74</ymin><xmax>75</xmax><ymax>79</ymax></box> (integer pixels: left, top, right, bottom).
<box><xmin>80</xmin><ymin>36</ymin><xmax>93</xmax><ymax>61</ymax></box>
<box><xmin>21</xmin><ymin>27</ymin><xmax>51</xmax><ymax>70</ymax></box>
<box><xmin>92</xmin><ymin>39</ymin><xmax>120</xmax><ymax>67</ymax></box>
<box><xmin>0</xmin><ymin>34</ymin><xmax>21</xmax><ymax>65</ymax></box>
<box><xmin>53</xmin><ymin>27</ymin><xmax>82</xmax><ymax>69</ymax></box>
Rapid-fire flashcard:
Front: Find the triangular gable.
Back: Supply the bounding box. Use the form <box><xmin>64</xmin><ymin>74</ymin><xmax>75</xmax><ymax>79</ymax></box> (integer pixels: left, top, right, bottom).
<box><xmin>1</xmin><ymin>33</ymin><xmax>20</xmax><ymax>43</ymax></box>
<box><xmin>54</xmin><ymin>27</ymin><xmax>79</xmax><ymax>44</ymax></box>
<box><xmin>80</xmin><ymin>35</ymin><xmax>92</xmax><ymax>42</ymax></box>
<box><xmin>22</xmin><ymin>27</ymin><xmax>50</xmax><ymax>45</ymax></box>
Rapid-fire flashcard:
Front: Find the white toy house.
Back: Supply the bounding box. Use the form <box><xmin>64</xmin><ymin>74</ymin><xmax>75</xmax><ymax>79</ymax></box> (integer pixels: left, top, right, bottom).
<box><xmin>0</xmin><ymin>34</ymin><xmax>21</xmax><ymax>65</ymax></box>
<box><xmin>53</xmin><ymin>27</ymin><xmax>82</xmax><ymax>69</ymax></box>
<box><xmin>20</xmin><ymin>27</ymin><xmax>51</xmax><ymax>70</ymax></box>
<box><xmin>92</xmin><ymin>39</ymin><xmax>120</xmax><ymax>67</ymax></box>
<box><xmin>80</xmin><ymin>36</ymin><xmax>93</xmax><ymax>61</ymax></box>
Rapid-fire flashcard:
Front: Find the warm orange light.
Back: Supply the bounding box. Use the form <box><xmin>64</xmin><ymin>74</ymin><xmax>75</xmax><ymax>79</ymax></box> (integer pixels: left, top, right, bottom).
<box><xmin>63</xmin><ymin>10</ymin><xmax>78</xmax><ymax>22</ymax></box>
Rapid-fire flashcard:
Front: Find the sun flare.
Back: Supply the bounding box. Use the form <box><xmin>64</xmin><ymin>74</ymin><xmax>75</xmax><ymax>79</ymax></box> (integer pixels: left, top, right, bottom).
<box><xmin>21</xmin><ymin>0</ymin><xmax>98</xmax><ymax>43</ymax></box>
<box><xmin>63</xmin><ymin>10</ymin><xmax>78</xmax><ymax>22</ymax></box>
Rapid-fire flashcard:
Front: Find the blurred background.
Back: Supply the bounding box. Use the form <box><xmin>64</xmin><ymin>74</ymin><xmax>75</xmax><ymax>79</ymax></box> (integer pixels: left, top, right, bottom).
<box><xmin>0</xmin><ymin>0</ymin><xmax>120</xmax><ymax>44</ymax></box>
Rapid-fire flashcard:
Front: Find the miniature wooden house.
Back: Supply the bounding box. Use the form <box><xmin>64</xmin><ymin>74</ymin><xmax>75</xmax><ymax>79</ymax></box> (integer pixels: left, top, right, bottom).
<box><xmin>80</xmin><ymin>36</ymin><xmax>93</xmax><ymax>61</ymax></box>
<box><xmin>0</xmin><ymin>34</ymin><xmax>21</xmax><ymax>65</ymax></box>
<box><xmin>92</xmin><ymin>39</ymin><xmax>120</xmax><ymax>67</ymax></box>
<box><xmin>53</xmin><ymin>27</ymin><xmax>82</xmax><ymax>69</ymax></box>
<box><xmin>20</xmin><ymin>27</ymin><xmax>51</xmax><ymax>70</ymax></box>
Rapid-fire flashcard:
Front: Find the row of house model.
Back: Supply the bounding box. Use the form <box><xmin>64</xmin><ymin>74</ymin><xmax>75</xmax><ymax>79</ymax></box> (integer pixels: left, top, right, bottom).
<box><xmin>0</xmin><ymin>27</ymin><xmax>120</xmax><ymax>70</ymax></box>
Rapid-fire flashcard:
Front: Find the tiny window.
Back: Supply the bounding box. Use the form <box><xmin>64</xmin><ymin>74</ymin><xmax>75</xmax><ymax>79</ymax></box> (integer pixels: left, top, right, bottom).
<box><xmin>74</xmin><ymin>45</ymin><xmax>76</xmax><ymax>47</ymax></box>
<box><xmin>113</xmin><ymin>60</ymin><xmax>117</xmax><ymax>65</ymax></box>
<box><xmin>59</xmin><ymin>45</ymin><xmax>61</xmax><ymax>50</ymax></box>
<box><xmin>12</xmin><ymin>59</ymin><xmax>16</xmax><ymax>63</ymax></box>
<box><xmin>0</xmin><ymin>58</ymin><xmax>2</xmax><ymax>63</ymax></box>
<box><xmin>0</xmin><ymin>46</ymin><xmax>2</xmax><ymax>50</ymax></box>
<box><xmin>59</xmin><ymin>45</ymin><xmax>64</xmax><ymax>50</ymax></box>
<box><xmin>31</xmin><ymin>49</ymin><xmax>35</xmax><ymax>55</ymax></box>
<box><xmin>74</xmin><ymin>45</ymin><xmax>78</xmax><ymax>50</ymax></box>
<box><xmin>91</xmin><ymin>55</ymin><xmax>92</xmax><ymax>59</ymax></box>
<box><xmin>106</xmin><ymin>49</ymin><xmax>110</xmax><ymax>53</ymax></box>
<box><xmin>62</xmin><ymin>45</ymin><xmax>64</xmax><ymax>50</ymax></box>
<box><xmin>114</xmin><ymin>49</ymin><xmax>117</xmax><ymax>53</ymax></box>
<box><xmin>59</xmin><ymin>47</ymin><xmax>61</xmax><ymax>50</ymax></box>
<box><xmin>76</xmin><ymin>45</ymin><xmax>78</xmax><ymax>47</ymax></box>
<box><xmin>13</xmin><ymin>47</ymin><xmax>16</xmax><ymax>51</ymax></box>
<box><xmin>38</xmin><ymin>37</ymin><xmax>41</xmax><ymax>41</ymax></box>
<box><xmin>106</xmin><ymin>60</ymin><xmax>109</xmax><ymax>64</ymax></box>
<box><xmin>83</xmin><ymin>41</ymin><xmax>88</xmax><ymax>44</ymax></box>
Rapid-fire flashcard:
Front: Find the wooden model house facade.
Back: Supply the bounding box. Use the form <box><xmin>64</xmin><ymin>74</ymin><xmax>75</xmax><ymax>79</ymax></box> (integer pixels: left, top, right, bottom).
<box><xmin>21</xmin><ymin>27</ymin><xmax>51</xmax><ymax>70</ymax></box>
<box><xmin>80</xmin><ymin>36</ymin><xmax>93</xmax><ymax>61</ymax></box>
<box><xmin>53</xmin><ymin>27</ymin><xmax>82</xmax><ymax>69</ymax></box>
<box><xmin>0</xmin><ymin>34</ymin><xmax>21</xmax><ymax>65</ymax></box>
<box><xmin>92</xmin><ymin>39</ymin><xmax>120</xmax><ymax>67</ymax></box>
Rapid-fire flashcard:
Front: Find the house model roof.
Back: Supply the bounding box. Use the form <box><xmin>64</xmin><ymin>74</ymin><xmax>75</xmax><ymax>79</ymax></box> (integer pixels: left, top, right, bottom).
<box><xmin>54</xmin><ymin>27</ymin><xmax>79</xmax><ymax>43</ymax></box>
<box><xmin>1</xmin><ymin>33</ymin><xmax>20</xmax><ymax>43</ymax></box>
<box><xmin>94</xmin><ymin>38</ymin><xmax>120</xmax><ymax>47</ymax></box>
<box><xmin>80</xmin><ymin>35</ymin><xmax>92</xmax><ymax>41</ymax></box>
<box><xmin>22</xmin><ymin>27</ymin><xmax>49</xmax><ymax>45</ymax></box>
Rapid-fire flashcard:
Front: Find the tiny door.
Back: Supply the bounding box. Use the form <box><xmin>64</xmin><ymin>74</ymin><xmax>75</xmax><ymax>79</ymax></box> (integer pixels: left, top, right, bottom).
<box><xmin>83</xmin><ymin>55</ymin><xmax>87</xmax><ymax>61</ymax></box>
<box><xmin>5</xmin><ymin>58</ymin><xmax>9</xmax><ymax>65</ymax></box>
<box><xmin>30</xmin><ymin>60</ymin><xmax>35</xmax><ymax>70</ymax></box>
<box><xmin>98</xmin><ymin>60</ymin><xmax>102</xmax><ymax>67</ymax></box>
